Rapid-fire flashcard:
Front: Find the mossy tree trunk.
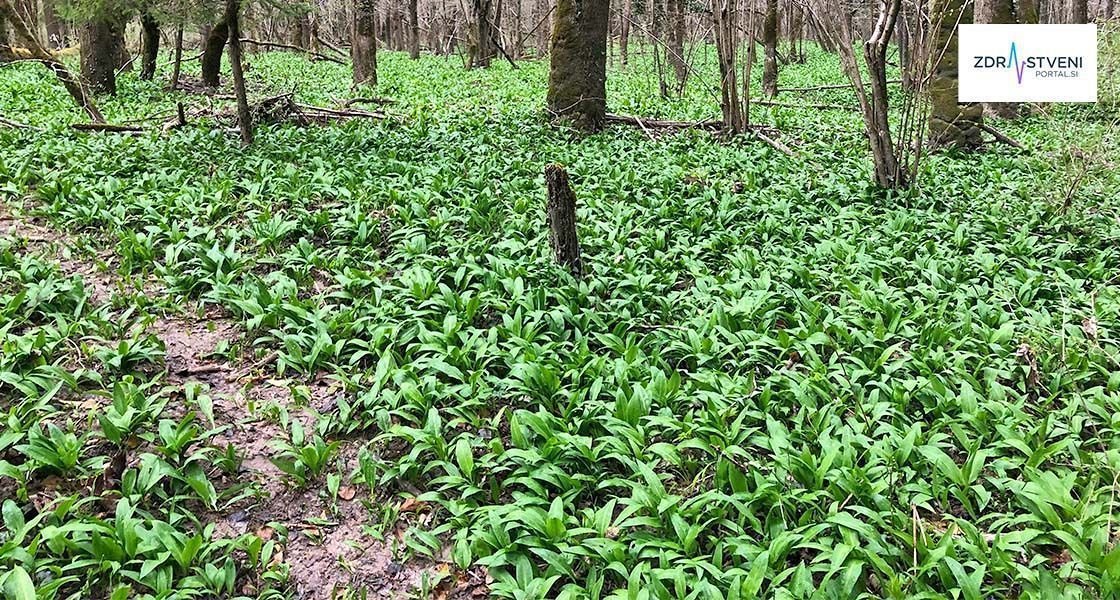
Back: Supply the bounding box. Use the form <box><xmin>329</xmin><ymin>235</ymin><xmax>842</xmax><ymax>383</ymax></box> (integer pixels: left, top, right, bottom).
<box><xmin>201</xmin><ymin>16</ymin><xmax>229</xmax><ymax>87</ymax></box>
<box><xmin>983</xmin><ymin>0</ymin><xmax>1021</xmax><ymax>118</ymax></box>
<box><xmin>351</xmin><ymin>0</ymin><xmax>377</xmax><ymax>86</ymax></box>
<box><xmin>139</xmin><ymin>12</ymin><xmax>159</xmax><ymax>81</ymax></box>
<box><xmin>546</xmin><ymin>0</ymin><xmax>610</xmax><ymax>132</ymax></box>
<box><xmin>929</xmin><ymin>0</ymin><xmax>983</xmax><ymax>149</ymax></box>
<box><xmin>762</xmin><ymin>0</ymin><xmax>778</xmax><ymax>97</ymax></box>
<box><xmin>80</xmin><ymin>15</ymin><xmax>121</xmax><ymax>95</ymax></box>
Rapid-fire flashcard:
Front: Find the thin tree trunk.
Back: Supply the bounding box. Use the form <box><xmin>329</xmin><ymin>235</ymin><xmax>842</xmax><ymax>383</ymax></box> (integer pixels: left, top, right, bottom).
<box><xmin>170</xmin><ymin>23</ymin><xmax>183</xmax><ymax>90</ymax></box>
<box><xmin>201</xmin><ymin>16</ymin><xmax>229</xmax><ymax>87</ymax></box>
<box><xmin>666</xmin><ymin>0</ymin><xmax>686</xmax><ymax>92</ymax></box>
<box><xmin>139</xmin><ymin>12</ymin><xmax>159</xmax><ymax>81</ymax></box>
<box><xmin>619</xmin><ymin>0</ymin><xmax>632</xmax><ymax>65</ymax></box>
<box><xmin>225</xmin><ymin>0</ymin><xmax>252</xmax><ymax>146</ymax></box>
<box><xmin>546</xmin><ymin>0</ymin><xmax>610</xmax><ymax>132</ymax></box>
<box><xmin>712</xmin><ymin>0</ymin><xmax>742</xmax><ymax>132</ymax></box>
<box><xmin>351</xmin><ymin>0</ymin><xmax>377</xmax><ymax>86</ymax></box>
<box><xmin>763</xmin><ymin>0</ymin><xmax>779</xmax><ymax>97</ymax></box>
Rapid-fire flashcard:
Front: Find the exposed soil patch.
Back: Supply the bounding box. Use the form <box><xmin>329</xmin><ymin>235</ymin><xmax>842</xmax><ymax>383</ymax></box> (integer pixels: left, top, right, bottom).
<box><xmin>2</xmin><ymin>201</ymin><xmax>445</xmax><ymax>599</ymax></box>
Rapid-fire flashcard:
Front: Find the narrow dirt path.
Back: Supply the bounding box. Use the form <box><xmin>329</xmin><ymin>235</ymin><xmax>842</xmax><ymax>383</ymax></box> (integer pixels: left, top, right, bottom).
<box><xmin>1</xmin><ymin>202</ymin><xmax>435</xmax><ymax>599</ymax></box>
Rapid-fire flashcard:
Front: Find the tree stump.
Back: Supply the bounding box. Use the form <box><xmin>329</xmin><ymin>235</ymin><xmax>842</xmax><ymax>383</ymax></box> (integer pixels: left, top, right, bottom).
<box><xmin>544</xmin><ymin>164</ymin><xmax>583</xmax><ymax>278</ymax></box>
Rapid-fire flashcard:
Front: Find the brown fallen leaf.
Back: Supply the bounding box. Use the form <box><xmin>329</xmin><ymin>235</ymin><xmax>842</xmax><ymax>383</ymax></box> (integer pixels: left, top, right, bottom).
<box><xmin>338</xmin><ymin>485</ymin><xmax>356</xmax><ymax>501</ymax></box>
<box><xmin>399</xmin><ymin>497</ymin><xmax>427</xmax><ymax>512</ymax></box>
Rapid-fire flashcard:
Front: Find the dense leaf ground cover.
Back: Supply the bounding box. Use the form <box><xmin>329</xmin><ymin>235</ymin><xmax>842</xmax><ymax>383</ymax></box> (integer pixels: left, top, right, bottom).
<box><xmin>2</xmin><ymin>38</ymin><xmax>1120</xmax><ymax>599</ymax></box>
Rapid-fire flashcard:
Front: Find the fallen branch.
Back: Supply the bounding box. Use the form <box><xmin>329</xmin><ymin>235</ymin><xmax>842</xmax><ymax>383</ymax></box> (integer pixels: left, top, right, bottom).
<box><xmin>342</xmin><ymin>96</ymin><xmax>396</xmax><ymax>108</ymax></box>
<box><xmin>752</xmin><ymin>129</ymin><xmax>796</xmax><ymax>157</ymax></box>
<box><xmin>605</xmin><ymin>113</ymin><xmax>724</xmax><ymax>130</ymax></box>
<box><xmin>0</xmin><ymin>115</ymin><xmax>36</xmax><ymax>129</ymax></box>
<box><xmin>778</xmin><ymin>80</ymin><xmax>902</xmax><ymax>93</ymax></box>
<box><xmin>752</xmin><ymin>99</ymin><xmax>856</xmax><ymax>111</ymax></box>
<box><xmin>240</xmin><ymin>38</ymin><xmax>346</xmax><ymax>65</ymax></box>
<box><xmin>70</xmin><ymin>122</ymin><xmax>145</xmax><ymax>133</ymax></box>
<box><xmin>978</xmin><ymin>122</ymin><xmax>1024</xmax><ymax>149</ymax></box>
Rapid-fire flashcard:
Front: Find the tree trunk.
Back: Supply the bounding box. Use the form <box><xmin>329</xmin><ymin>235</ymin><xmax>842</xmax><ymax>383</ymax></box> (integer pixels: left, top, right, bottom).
<box><xmin>170</xmin><ymin>24</ymin><xmax>183</xmax><ymax>90</ymax></box>
<box><xmin>408</xmin><ymin>0</ymin><xmax>419</xmax><ymax>57</ymax></box>
<box><xmin>929</xmin><ymin>0</ymin><xmax>983</xmax><ymax>149</ymax></box>
<box><xmin>546</xmin><ymin>0</ymin><xmax>610</xmax><ymax>132</ymax></box>
<box><xmin>666</xmin><ymin>0</ymin><xmax>686</xmax><ymax>92</ymax></box>
<box><xmin>712</xmin><ymin>0</ymin><xmax>743</xmax><ymax>132</ymax></box>
<box><xmin>982</xmin><ymin>0</ymin><xmax>1020</xmax><ymax>118</ymax></box>
<box><xmin>0</xmin><ymin>14</ymin><xmax>10</xmax><ymax>62</ymax></box>
<box><xmin>1071</xmin><ymin>0</ymin><xmax>1088</xmax><ymax>22</ymax></box>
<box><xmin>139</xmin><ymin>13</ymin><xmax>159</xmax><ymax>81</ymax></box>
<box><xmin>201</xmin><ymin>17</ymin><xmax>229</xmax><ymax>87</ymax></box>
<box><xmin>80</xmin><ymin>17</ymin><xmax>119</xmax><ymax>95</ymax></box>
<box><xmin>351</xmin><ymin>0</ymin><xmax>377</xmax><ymax>86</ymax></box>
<box><xmin>619</xmin><ymin>0</ymin><xmax>632</xmax><ymax>65</ymax></box>
<box><xmin>43</xmin><ymin>0</ymin><xmax>62</xmax><ymax>48</ymax></box>
<box><xmin>0</xmin><ymin>0</ymin><xmax>103</xmax><ymax>121</ymax></box>
<box><xmin>544</xmin><ymin>164</ymin><xmax>583</xmax><ymax>278</ymax></box>
<box><xmin>762</xmin><ymin>0</ymin><xmax>778</xmax><ymax>97</ymax></box>
<box><xmin>468</xmin><ymin>0</ymin><xmax>495</xmax><ymax>68</ymax></box>
<box><xmin>1019</xmin><ymin>0</ymin><xmax>1040</xmax><ymax>23</ymax></box>
<box><xmin>226</xmin><ymin>0</ymin><xmax>252</xmax><ymax>146</ymax></box>
<box><xmin>536</xmin><ymin>0</ymin><xmax>548</xmax><ymax>56</ymax></box>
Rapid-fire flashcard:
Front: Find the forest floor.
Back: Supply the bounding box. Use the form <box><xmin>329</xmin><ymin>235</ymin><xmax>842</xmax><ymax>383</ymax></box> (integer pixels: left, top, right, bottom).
<box><xmin>1</xmin><ymin>34</ymin><xmax>1120</xmax><ymax>600</ymax></box>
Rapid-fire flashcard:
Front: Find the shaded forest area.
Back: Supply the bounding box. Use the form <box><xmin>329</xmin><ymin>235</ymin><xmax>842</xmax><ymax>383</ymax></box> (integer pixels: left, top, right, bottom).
<box><xmin>2</xmin><ymin>0</ymin><xmax>1120</xmax><ymax>598</ymax></box>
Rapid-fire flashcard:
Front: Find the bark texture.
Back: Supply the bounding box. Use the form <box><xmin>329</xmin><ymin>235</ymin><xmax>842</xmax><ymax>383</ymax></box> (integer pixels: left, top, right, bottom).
<box><xmin>763</xmin><ymin>0</ymin><xmax>779</xmax><ymax>97</ymax></box>
<box><xmin>619</xmin><ymin>0</ymin><xmax>631</xmax><ymax>65</ymax></box>
<box><xmin>351</xmin><ymin>0</ymin><xmax>377</xmax><ymax>86</ymax></box>
<box><xmin>79</xmin><ymin>16</ymin><xmax>120</xmax><ymax>95</ymax></box>
<box><xmin>929</xmin><ymin>0</ymin><xmax>983</xmax><ymax>149</ymax></box>
<box><xmin>171</xmin><ymin>24</ymin><xmax>183</xmax><ymax>90</ymax></box>
<box><xmin>666</xmin><ymin>0</ymin><xmax>686</xmax><ymax>91</ymax></box>
<box><xmin>712</xmin><ymin>0</ymin><xmax>742</xmax><ymax>132</ymax></box>
<box><xmin>1071</xmin><ymin>0</ymin><xmax>1088</xmax><ymax>23</ymax></box>
<box><xmin>201</xmin><ymin>17</ymin><xmax>229</xmax><ymax>87</ymax></box>
<box><xmin>408</xmin><ymin>0</ymin><xmax>419</xmax><ymax>57</ymax></box>
<box><xmin>544</xmin><ymin>164</ymin><xmax>583</xmax><ymax>278</ymax></box>
<box><xmin>225</xmin><ymin>0</ymin><xmax>252</xmax><ymax>145</ymax></box>
<box><xmin>468</xmin><ymin>0</ymin><xmax>495</xmax><ymax>68</ymax></box>
<box><xmin>546</xmin><ymin>0</ymin><xmax>610</xmax><ymax>132</ymax></box>
<box><xmin>139</xmin><ymin>13</ymin><xmax>159</xmax><ymax>81</ymax></box>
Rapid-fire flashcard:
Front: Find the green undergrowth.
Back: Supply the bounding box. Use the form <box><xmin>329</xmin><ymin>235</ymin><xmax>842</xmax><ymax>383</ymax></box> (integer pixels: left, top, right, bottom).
<box><xmin>1</xmin><ymin>36</ymin><xmax>1120</xmax><ymax>599</ymax></box>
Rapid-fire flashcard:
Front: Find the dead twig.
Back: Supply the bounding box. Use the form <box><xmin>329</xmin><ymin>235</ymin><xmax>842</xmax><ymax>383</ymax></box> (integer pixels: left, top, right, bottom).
<box><xmin>978</xmin><ymin>122</ymin><xmax>1024</xmax><ymax>149</ymax></box>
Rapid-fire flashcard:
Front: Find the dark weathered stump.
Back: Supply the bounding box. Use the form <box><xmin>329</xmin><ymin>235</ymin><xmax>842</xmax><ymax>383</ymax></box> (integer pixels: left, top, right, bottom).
<box><xmin>544</xmin><ymin>164</ymin><xmax>583</xmax><ymax>278</ymax></box>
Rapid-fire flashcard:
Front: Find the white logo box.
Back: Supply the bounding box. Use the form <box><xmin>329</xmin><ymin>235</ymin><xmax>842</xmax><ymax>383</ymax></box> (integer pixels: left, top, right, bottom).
<box><xmin>958</xmin><ymin>24</ymin><xmax>1098</xmax><ymax>103</ymax></box>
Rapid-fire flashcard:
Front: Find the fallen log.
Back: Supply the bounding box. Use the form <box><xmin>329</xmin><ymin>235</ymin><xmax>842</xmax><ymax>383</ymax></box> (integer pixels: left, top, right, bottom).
<box><xmin>239</xmin><ymin>38</ymin><xmax>346</xmax><ymax>65</ymax></box>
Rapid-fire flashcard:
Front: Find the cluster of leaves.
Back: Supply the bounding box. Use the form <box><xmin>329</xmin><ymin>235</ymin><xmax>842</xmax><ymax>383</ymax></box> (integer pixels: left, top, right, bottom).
<box><xmin>2</xmin><ymin>31</ymin><xmax>1120</xmax><ymax>600</ymax></box>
